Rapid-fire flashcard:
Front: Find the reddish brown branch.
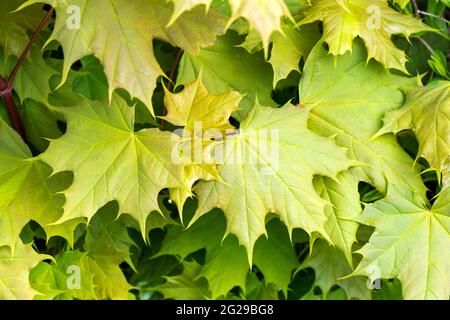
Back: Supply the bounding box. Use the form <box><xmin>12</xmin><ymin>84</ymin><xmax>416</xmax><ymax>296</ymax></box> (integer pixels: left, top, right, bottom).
<box><xmin>0</xmin><ymin>77</ymin><xmax>25</xmax><ymax>138</ymax></box>
<box><xmin>167</xmin><ymin>48</ymin><xmax>184</xmax><ymax>92</ymax></box>
<box><xmin>160</xmin><ymin>48</ymin><xmax>184</xmax><ymax>128</ymax></box>
<box><xmin>0</xmin><ymin>8</ymin><xmax>54</xmax><ymax>140</ymax></box>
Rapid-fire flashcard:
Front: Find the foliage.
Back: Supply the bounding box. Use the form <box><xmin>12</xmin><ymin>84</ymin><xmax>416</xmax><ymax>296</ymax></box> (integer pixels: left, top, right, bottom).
<box><xmin>0</xmin><ymin>0</ymin><xmax>449</xmax><ymax>300</ymax></box>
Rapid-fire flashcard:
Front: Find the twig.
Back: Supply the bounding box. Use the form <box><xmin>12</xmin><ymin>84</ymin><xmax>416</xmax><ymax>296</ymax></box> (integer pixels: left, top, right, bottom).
<box><xmin>417</xmin><ymin>37</ymin><xmax>435</xmax><ymax>55</ymax></box>
<box><xmin>411</xmin><ymin>0</ymin><xmax>420</xmax><ymax>18</ymax></box>
<box><xmin>0</xmin><ymin>8</ymin><xmax>54</xmax><ymax>140</ymax></box>
<box><xmin>167</xmin><ymin>48</ymin><xmax>184</xmax><ymax>92</ymax></box>
<box><xmin>418</xmin><ymin>10</ymin><xmax>449</xmax><ymax>24</ymax></box>
<box><xmin>160</xmin><ymin>48</ymin><xmax>184</xmax><ymax>128</ymax></box>
<box><xmin>0</xmin><ymin>8</ymin><xmax>54</xmax><ymax>96</ymax></box>
<box><xmin>0</xmin><ymin>77</ymin><xmax>25</xmax><ymax>139</ymax></box>
<box><xmin>409</xmin><ymin>1</ymin><xmax>436</xmax><ymax>56</ymax></box>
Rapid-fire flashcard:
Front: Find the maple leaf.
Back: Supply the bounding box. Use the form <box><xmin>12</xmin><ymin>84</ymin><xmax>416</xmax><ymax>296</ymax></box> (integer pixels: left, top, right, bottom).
<box><xmin>228</xmin><ymin>0</ymin><xmax>294</xmax><ymax>54</ymax></box>
<box><xmin>167</xmin><ymin>0</ymin><xmax>212</xmax><ymax>25</ymax></box>
<box><xmin>154</xmin><ymin>260</ymin><xmax>211</xmax><ymax>300</ymax></box>
<box><xmin>300</xmin><ymin>240</ymin><xmax>371</xmax><ymax>300</ymax></box>
<box><xmin>377</xmin><ymin>81</ymin><xmax>450</xmax><ymax>180</ymax></box>
<box><xmin>30</xmin><ymin>206</ymin><xmax>135</xmax><ymax>299</ymax></box>
<box><xmin>353</xmin><ymin>185</ymin><xmax>450</xmax><ymax>300</ymax></box>
<box><xmin>40</xmin><ymin>93</ymin><xmax>188</xmax><ymax>233</ymax></box>
<box><xmin>0</xmin><ymin>0</ymin><xmax>47</xmax><ymax>58</ymax></box>
<box><xmin>298</xmin><ymin>0</ymin><xmax>435</xmax><ymax>72</ymax></box>
<box><xmin>20</xmin><ymin>0</ymin><xmax>228</xmax><ymax>113</ymax></box>
<box><xmin>253</xmin><ymin>219</ymin><xmax>299</xmax><ymax>294</ymax></box>
<box><xmin>0</xmin><ymin>116</ymin><xmax>65</xmax><ymax>249</ymax></box>
<box><xmin>300</xmin><ymin>40</ymin><xmax>426</xmax><ymax>194</ymax></box>
<box><xmin>177</xmin><ymin>32</ymin><xmax>275</xmax><ymax>120</ymax></box>
<box><xmin>193</xmin><ymin>102</ymin><xmax>354</xmax><ymax>259</ymax></box>
<box><xmin>269</xmin><ymin>19</ymin><xmax>320</xmax><ymax>86</ymax></box>
<box><xmin>30</xmin><ymin>250</ymin><xmax>131</xmax><ymax>300</ymax></box>
<box><xmin>0</xmin><ymin>46</ymin><xmax>56</xmax><ymax>107</ymax></box>
<box><xmin>0</xmin><ymin>243</ymin><xmax>48</xmax><ymax>300</ymax></box>
<box><xmin>313</xmin><ymin>172</ymin><xmax>362</xmax><ymax>265</ymax></box>
<box><xmin>163</xmin><ymin>76</ymin><xmax>242</xmax><ymax>210</ymax></box>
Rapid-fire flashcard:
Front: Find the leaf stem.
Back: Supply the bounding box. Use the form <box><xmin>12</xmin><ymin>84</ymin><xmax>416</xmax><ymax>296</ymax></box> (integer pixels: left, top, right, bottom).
<box><xmin>417</xmin><ymin>10</ymin><xmax>449</xmax><ymax>24</ymax></box>
<box><xmin>0</xmin><ymin>7</ymin><xmax>54</xmax><ymax>140</ymax></box>
<box><xmin>160</xmin><ymin>48</ymin><xmax>184</xmax><ymax>128</ymax></box>
<box><xmin>167</xmin><ymin>48</ymin><xmax>184</xmax><ymax>92</ymax></box>
<box><xmin>0</xmin><ymin>77</ymin><xmax>25</xmax><ymax>139</ymax></box>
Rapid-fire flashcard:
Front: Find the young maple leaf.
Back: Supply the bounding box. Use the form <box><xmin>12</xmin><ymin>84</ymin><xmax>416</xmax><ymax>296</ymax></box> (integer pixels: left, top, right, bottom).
<box><xmin>193</xmin><ymin>102</ymin><xmax>354</xmax><ymax>260</ymax></box>
<box><xmin>40</xmin><ymin>93</ymin><xmax>189</xmax><ymax>234</ymax></box>
<box><xmin>0</xmin><ymin>0</ymin><xmax>46</xmax><ymax>58</ymax></box>
<box><xmin>377</xmin><ymin>81</ymin><xmax>450</xmax><ymax>181</ymax></box>
<box><xmin>162</xmin><ymin>77</ymin><xmax>243</xmax><ymax>212</ymax></box>
<box><xmin>352</xmin><ymin>185</ymin><xmax>450</xmax><ymax>300</ymax></box>
<box><xmin>19</xmin><ymin>0</ymin><xmax>228</xmax><ymax>113</ymax></box>
<box><xmin>168</xmin><ymin>0</ymin><xmax>294</xmax><ymax>55</ymax></box>
<box><xmin>298</xmin><ymin>0</ymin><xmax>435</xmax><ymax>72</ymax></box>
<box><xmin>0</xmin><ymin>116</ymin><xmax>66</xmax><ymax>250</ymax></box>
<box><xmin>0</xmin><ymin>243</ymin><xmax>48</xmax><ymax>300</ymax></box>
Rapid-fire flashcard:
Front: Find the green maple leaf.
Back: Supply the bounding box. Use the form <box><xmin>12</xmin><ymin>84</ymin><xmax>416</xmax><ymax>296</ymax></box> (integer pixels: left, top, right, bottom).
<box><xmin>300</xmin><ymin>40</ymin><xmax>426</xmax><ymax>194</ymax></box>
<box><xmin>393</xmin><ymin>0</ymin><xmax>410</xmax><ymax>8</ymax></box>
<box><xmin>298</xmin><ymin>0</ymin><xmax>435</xmax><ymax>72</ymax></box>
<box><xmin>40</xmin><ymin>93</ymin><xmax>188</xmax><ymax>233</ymax></box>
<box><xmin>269</xmin><ymin>19</ymin><xmax>320</xmax><ymax>86</ymax></box>
<box><xmin>154</xmin><ymin>260</ymin><xmax>211</xmax><ymax>300</ymax></box>
<box><xmin>377</xmin><ymin>81</ymin><xmax>450</xmax><ymax>181</ymax></box>
<box><xmin>157</xmin><ymin>209</ymin><xmax>226</xmax><ymax>259</ymax></box>
<box><xmin>0</xmin><ymin>243</ymin><xmax>48</xmax><ymax>300</ymax></box>
<box><xmin>253</xmin><ymin>219</ymin><xmax>299</xmax><ymax>294</ymax></box>
<box><xmin>167</xmin><ymin>0</ymin><xmax>212</xmax><ymax>25</ymax></box>
<box><xmin>170</xmin><ymin>0</ymin><xmax>295</xmax><ymax>54</ymax></box>
<box><xmin>20</xmin><ymin>0</ymin><xmax>228</xmax><ymax>113</ymax></box>
<box><xmin>0</xmin><ymin>0</ymin><xmax>46</xmax><ymax>58</ymax></box>
<box><xmin>0</xmin><ymin>46</ymin><xmax>57</xmax><ymax>106</ymax></box>
<box><xmin>31</xmin><ymin>204</ymin><xmax>135</xmax><ymax>299</ymax></box>
<box><xmin>443</xmin><ymin>160</ymin><xmax>450</xmax><ymax>189</ymax></box>
<box><xmin>313</xmin><ymin>171</ymin><xmax>362</xmax><ymax>265</ymax></box>
<box><xmin>300</xmin><ymin>240</ymin><xmax>371</xmax><ymax>300</ymax></box>
<box><xmin>30</xmin><ymin>250</ymin><xmax>131</xmax><ymax>300</ymax></box>
<box><xmin>177</xmin><ymin>32</ymin><xmax>275</xmax><ymax>120</ymax></box>
<box><xmin>0</xmin><ymin>116</ymin><xmax>65</xmax><ymax>249</ymax></box>
<box><xmin>199</xmin><ymin>235</ymin><xmax>249</xmax><ymax>298</ymax></box>
<box><xmin>353</xmin><ymin>185</ymin><xmax>450</xmax><ymax>300</ymax></box>
<box><xmin>19</xmin><ymin>100</ymin><xmax>63</xmax><ymax>152</ymax></box>
<box><xmin>193</xmin><ymin>102</ymin><xmax>354</xmax><ymax>258</ymax></box>
<box><xmin>228</xmin><ymin>0</ymin><xmax>293</xmax><ymax>54</ymax></box>
<box><xmin>157</xmin><ymin>211</ymin><xmax>249</xmax><ymax>298</ymax></box>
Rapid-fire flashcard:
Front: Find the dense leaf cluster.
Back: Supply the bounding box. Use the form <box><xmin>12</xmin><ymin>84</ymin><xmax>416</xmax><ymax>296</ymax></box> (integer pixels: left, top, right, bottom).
<box><xmin>0</xmin><ymin>0</ymin><xmax>449</xmax><ymax>300</ymax></box>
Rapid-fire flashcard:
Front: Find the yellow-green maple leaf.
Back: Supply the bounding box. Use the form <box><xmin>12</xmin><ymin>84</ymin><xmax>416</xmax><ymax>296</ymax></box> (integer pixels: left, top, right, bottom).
<box><xmin>40</xmin><ymin>93</ymin><xmax>188</xmax><ymax>233</ymax></box>
<box><xmin>20</xmin><ymin>0</ymin><xmax>228</xmax><ymax>113</ymax></box>
<box><xmin>0</xmin><ymin>116</ymin><xmax>65</xmax><ymax>249</ymax></box>
<box><xmin>163</xmin><ymin>77</ymin><xmax>242</xmax><ymax>212</ymax></box>
<box><xmin>353</xmin><ymin>185</ymin><xmax>450</xmax><ymax>300</ymax></box>
<box><xmin>300</xmin><ymin>240</ymin><xmax>371</xmax><ymax>300</ymax></box>
<box><xmin>0</xmin><ymin>243</ymin><xmax>47</xmax><ymax>300</ymax></box>
<box><xmin>377</xmin><ymin>81</ymin><xmax>450</xmax><ymax>181</ymax></box>
<box><xmin>193</xmin><ymin>102</ymin><xmax>354</xmax><ymax>259</ymax></box>
<box><xmin>167</xmin><ymin>0</ymin><xmax>212</xmax><ymax>25</ymax></box>
<box><xmin>300</xmin><ymin>40</ymin><xmax>426</xmax><ymax>194</ymax></box>
<box><xmin>0</xmin><ymin>0</ymin><xmax>46</xmax><ymax>58</ymax></box>
<box><xmin>299</xmin><ymin>0</ymin><xmax>434</xmax><ymax>72</ymax></box>
<box><xmin>228</xmin><ymin>0</ymin><xmax>293</xmax><ymax>54</ymax></box>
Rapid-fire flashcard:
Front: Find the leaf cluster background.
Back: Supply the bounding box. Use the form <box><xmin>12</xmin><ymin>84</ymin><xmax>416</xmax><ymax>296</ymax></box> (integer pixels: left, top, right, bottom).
<box><xmin>0</xmin><ymin>0</ymin><xmax>449</xmax><ymax>300</ymax></box>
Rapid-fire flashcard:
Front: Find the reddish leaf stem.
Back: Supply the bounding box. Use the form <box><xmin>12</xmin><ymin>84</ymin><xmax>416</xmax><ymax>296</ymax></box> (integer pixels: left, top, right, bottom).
<box><xmin>0</xmin><ymin>8</ymin><xmax>54</xmax><ymax>140</ymax></box>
